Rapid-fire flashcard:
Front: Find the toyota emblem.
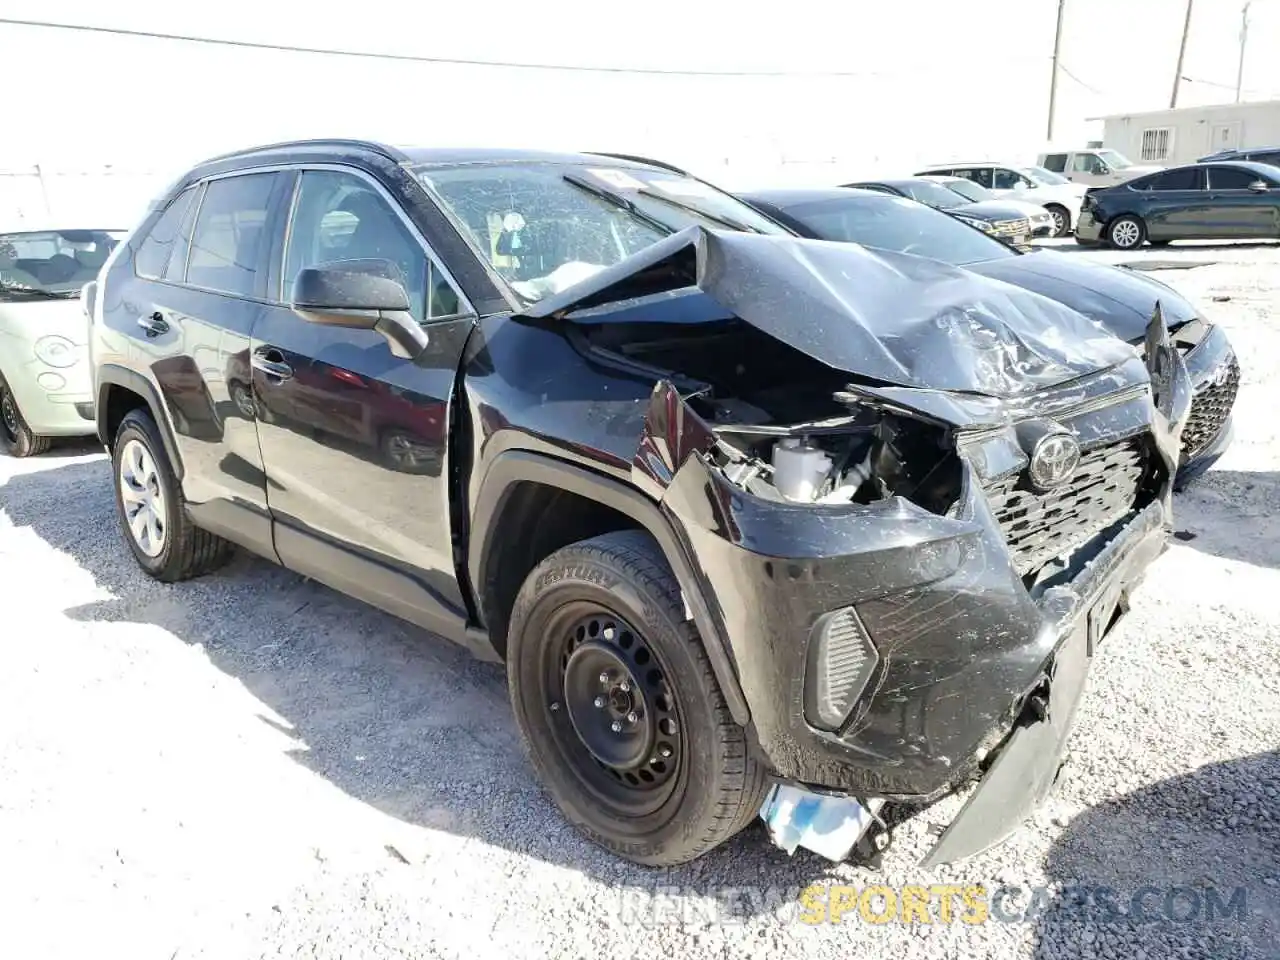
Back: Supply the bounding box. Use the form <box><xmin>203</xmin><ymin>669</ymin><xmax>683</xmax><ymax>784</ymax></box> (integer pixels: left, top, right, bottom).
<box><xmin>1028</xmin><ymin>432</ymin><xmax>1081</xmax><ymax>492</ymax></box>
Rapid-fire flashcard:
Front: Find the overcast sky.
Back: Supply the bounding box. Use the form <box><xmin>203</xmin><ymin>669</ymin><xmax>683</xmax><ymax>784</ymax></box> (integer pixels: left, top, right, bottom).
<box><xmin>2</xmin><ymin>0</ymin><xmax>1277</xmax><ymax>192</ymax></box>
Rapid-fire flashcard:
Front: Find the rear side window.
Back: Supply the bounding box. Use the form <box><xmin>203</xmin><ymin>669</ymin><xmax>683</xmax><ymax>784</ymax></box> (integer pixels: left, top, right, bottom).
<box><xmin>135</xmin><ymin>187</ymin><xmax>197</xmax><ymax>280</ymax></box>
<box><xmin>187</xmin><ymin>173</ymin><xmax>277</xmax><ymax>298</ymax></box>
<box><xmin>954</xmin><ymin>167</ymin><xmax>994</xmax><ymax>189</ymax></box>
<box><xmin>1148</xmin><ymin>167</ymin><xmax>1205</xmax><ymax>191</ymax></box>
<box><xmin>1208</xmin><ymin>166</ymin><xmax>1261</xmax><ymax>190</ymax></box>
<box><xmin>1041</xmin><ymin>153</ymin><xmax>1068</xmax><ymax>173</ymax></box>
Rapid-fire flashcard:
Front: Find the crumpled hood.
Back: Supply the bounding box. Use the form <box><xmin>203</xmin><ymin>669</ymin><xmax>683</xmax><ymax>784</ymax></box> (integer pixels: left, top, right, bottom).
<box><xmin>520</xmin><ymin>227</ymin><xmax>1137</xmax><ymax>400</ymax></box>
<box><xmin>966</xmin><ymin>251</ymin><xmax>1198</xmax><ymax>341</ymax></box>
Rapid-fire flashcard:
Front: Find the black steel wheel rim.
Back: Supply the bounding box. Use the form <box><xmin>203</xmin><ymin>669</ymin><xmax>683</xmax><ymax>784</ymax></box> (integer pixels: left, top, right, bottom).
<box><xmin>542</xmin><ymin>603</ymin><xmax>684</xmax><ymax>816</ymax></box>
<box><xmin>1</xmin><ymin>387</ymin><xmax>19</xmax><ymax>442</ymax></box>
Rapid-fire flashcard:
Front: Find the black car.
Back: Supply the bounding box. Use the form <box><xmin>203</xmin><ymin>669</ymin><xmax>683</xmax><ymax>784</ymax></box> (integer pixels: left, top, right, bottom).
<box><xmin>88</xmin><ymin>140</ymin><xmax>1188</xmax><ymax>869</ymax></box>
<box><xmin>1197</xmin><ymin>145</ymin><xmax>1280</xmax><ymax>166</ymax></box>
<box><xmin>843</xmin><ymin>177</ymin><xmax>1042</xmax><ymax>244</ymax></box>
<box><xmin>741</xmin><ymin>187</ymin><xmax>1239</xmax><ymax>484</ymax></box>
<box><xmin>1074</xmin><ymin>161</ymin><xmax>1280</xmax><ymax>249</ymax></box>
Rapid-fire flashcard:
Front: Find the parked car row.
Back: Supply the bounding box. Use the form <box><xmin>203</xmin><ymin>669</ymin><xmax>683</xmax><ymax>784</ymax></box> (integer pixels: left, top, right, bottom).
<box><xmin>0</xmin><ymin>139</ymin><xmax>1240</xmax><ymax>874</ymax></box>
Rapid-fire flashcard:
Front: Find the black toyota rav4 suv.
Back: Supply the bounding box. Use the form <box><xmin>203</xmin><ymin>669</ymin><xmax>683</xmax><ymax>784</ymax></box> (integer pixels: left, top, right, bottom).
<box><xmin>87</xmin><ymin>140</ymin><xmax>1192</xmax><ymax>868</ymax></box>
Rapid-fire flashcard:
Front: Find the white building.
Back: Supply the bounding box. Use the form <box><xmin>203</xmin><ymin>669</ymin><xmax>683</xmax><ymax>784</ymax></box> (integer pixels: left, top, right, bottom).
<box><xmin>1095</xmin><ymin>99</ymin><xmax>1280</xmax><ymax>166</ymax></box>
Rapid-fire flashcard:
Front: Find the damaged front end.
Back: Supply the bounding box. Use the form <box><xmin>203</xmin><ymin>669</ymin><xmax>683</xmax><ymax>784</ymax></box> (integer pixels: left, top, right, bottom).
<box><xmin>522</xmin><ymin>226</ymin><xmax>1193</xmax><ymax>866</ymax></box>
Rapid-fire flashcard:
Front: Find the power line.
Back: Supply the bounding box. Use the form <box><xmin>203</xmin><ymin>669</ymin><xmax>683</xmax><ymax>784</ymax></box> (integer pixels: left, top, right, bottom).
<box><xmin>1058</xmin><ymin>62</ymin><xmax>1107</xmax><ymax>96</ymax></box>
<box><xmin>0</xmin><ymin>16</ymin><xmax>892</xmax><ymax>78</ymax></box>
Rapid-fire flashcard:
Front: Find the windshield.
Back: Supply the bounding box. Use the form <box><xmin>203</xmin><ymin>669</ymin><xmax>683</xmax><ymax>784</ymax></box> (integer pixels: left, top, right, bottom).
<box><xmin>776</xmin><ymin>194</ymin><xmax>1015</xmax><ymax>266</ymax></box>
<box><xmin>0</xmin><ymin>229</ymin><xmax>123</xmax><ymax>301</ymax></box>
<box><xmin>1098</xmin><ymin>150</ymin><xmax>1134</xmax><ymax>169</ymax></box>
<box><xmin>1020</xmin><ymin>165</ymin><xmax>1070</xmax><ymax>185</ymax></box>
<box><xmin>938</xmin><ymin>179</ymin><xmax>994</xmax><ymax>202</ymax></box>
<box><xmin>413</xmin><ymin>161</ymin><xmax>788</xmax><ymax>302</ymax></box>
<box><xmin>891</xmin><ymin>180</ymin><xmax>969</xmax><ymax>210</ymax></box>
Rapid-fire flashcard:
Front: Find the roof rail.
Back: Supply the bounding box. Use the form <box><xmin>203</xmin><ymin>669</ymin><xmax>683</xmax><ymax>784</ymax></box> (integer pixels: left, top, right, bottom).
<box><xmin>586</xmin><ymin>151</ymin><xmax>690</xmax><ymax>175</ymax></box>
<box><xmin>197</xmin><ymin>138</ymin><xmax>405</xmax><ymax>166</ymax></box>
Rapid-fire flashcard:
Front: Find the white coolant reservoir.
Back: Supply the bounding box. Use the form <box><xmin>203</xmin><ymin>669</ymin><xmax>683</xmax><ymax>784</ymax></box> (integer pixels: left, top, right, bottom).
<box><xmin>771</xmin><ymin>438</ymin><xmax>832</xmax><ymax>502</ymax></box>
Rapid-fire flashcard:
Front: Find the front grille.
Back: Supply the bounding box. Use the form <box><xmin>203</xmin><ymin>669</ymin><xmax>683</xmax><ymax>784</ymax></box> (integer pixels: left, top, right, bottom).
<box><xmin>984</xmin><ymin>438</ymin><xmax>1147</xmax><ymax>576</ymax></box>
<box><xmin>1180</xmin><ymin>357</ymin><xmax>1240</xmax><ymax>463</ymax></box>
<box><xmin>991</xmin><ymin>217</ymin><xmax>1031</xmax><ymax>238</ymax></box>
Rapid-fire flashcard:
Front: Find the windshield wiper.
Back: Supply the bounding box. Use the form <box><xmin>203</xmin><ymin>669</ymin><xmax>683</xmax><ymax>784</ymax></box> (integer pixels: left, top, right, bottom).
<box><xmin>0</xmin><ymin>282</ymin><xmax>74</xmax><ymax>300</ymax></box>
<box><xmin>561</xmin><ymin>174</ymin><xmax>674</xmax><ymax>237</ymax></box>
<box><xmin>632</xmin><ymin>187</ymin><xmax>765</xmax><ymax>234</ymax></box>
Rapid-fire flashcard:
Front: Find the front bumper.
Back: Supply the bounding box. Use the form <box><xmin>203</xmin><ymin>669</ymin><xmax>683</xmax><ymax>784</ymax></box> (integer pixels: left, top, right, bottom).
<box><xmin>1074</xmin><ymin>209</ymin><xmax>1105</xmax><ymax>243</ymax></box>
<box><xmin>5</xmin><ymin>348</ymin><xmax>96</xmax><ymax>436</ymax></box>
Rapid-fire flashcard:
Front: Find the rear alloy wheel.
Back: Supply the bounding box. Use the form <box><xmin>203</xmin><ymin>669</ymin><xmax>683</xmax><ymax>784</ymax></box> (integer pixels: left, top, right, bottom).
<box><xmin>112</xmin><ymin>408</ymin><xmax>234</xmax><ymax>581</ymax></box>
<box><xmin>0</xmin><ymin>377</ymin><xmax>52</xmax><ymax>458</ymax></box>
<box><xmin>1046</xmin><ymin>204</ymin><xmax>1070</xmax><ymax>238</ymax></box>
<box><xmin>507</xmin><ymin>530</ymin><xmax>769</xmax><ymax>866</ymax></box>
<box><xmin>1107</xmin><ymin>215</ymin><xmax>1146</xmax><ymax>250</ymax></box>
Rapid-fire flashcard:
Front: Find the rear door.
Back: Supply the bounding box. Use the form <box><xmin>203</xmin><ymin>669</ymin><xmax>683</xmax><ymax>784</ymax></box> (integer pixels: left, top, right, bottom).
<box><xmin>108</xmin><ymin>170</ymin><xmax>290</xmax><ymax>558</ymax></box>
<box><xmin>1203</xmin><ymin>165</ymin><xmax>1276</xmax><ymax>237</ymax></box>
<box><xmin>952</xmin><ymin>166</ymin><xmax>996</xmax><ymax>191</ymax></box>
<box><xmin>251</xmin><ymin>165</ymin><xmax>478</xmax><ymax>636</ymax></box>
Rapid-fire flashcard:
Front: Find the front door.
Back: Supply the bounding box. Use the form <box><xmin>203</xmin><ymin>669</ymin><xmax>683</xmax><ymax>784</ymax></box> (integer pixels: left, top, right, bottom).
<box><xmin>251</xmin><ymin>166</ymin><xmax>477</xmax><ymax>636</ymax></box>
<box><xmin>1203</xmin><ymin>164</ymin><xmax>1278</xmax><ymax>238</ymax></box>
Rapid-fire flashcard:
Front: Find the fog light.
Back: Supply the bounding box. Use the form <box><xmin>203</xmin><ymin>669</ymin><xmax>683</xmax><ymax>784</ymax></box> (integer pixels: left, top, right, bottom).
<box><xmin>804</xmin><ymin>607</ymin><xmax>879</xmax><ymax>731</ymax></box>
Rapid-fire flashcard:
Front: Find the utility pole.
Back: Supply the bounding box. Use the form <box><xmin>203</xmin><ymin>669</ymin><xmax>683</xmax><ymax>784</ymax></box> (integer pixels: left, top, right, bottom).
<box><xmin>1047</xmin><ymin>0</ymin><xmax>1067</xmax><ymax>141</ymax></box>
<box><xmin>1171</xmin><ymin>0</ymin><xmax>1195</xmax><ymax>108</ymax></box>
<box><xmin>1236</xmin><ymin>1</ymin><xmax>1252</xmax><ymax>103</ymax></box>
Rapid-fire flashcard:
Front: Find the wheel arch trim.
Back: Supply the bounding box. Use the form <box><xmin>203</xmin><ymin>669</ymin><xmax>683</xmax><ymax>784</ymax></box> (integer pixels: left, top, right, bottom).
<box><xmin>96</xmin><ymin>364</ymin><xmax>185</xmax><ymax>481</ymax></box>
<box><xmin>468</xmin><ymin>450</ymin><xmax>751</xmax><ymax>726</ymax></box>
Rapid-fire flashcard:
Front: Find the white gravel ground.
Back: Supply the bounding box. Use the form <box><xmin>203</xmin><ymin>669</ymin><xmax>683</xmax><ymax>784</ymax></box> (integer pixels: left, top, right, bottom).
<box><xmin>1</xmin><ymin>241</ymin><xmax>1278</xmax><ymax>960</ymax></box>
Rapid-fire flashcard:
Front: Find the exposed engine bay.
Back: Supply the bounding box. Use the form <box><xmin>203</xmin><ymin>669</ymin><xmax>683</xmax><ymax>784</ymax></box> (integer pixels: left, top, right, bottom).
<box><xmin>581</xmin><ymin>317</ymin><xmax>962</xmax><ymax>515</ymax></box>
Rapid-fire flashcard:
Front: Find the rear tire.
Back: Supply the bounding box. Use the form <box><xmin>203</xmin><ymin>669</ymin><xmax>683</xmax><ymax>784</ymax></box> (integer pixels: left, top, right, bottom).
<box><xmin>1045</xmin><ymin>204</ymin><xmax>1071</xmax><ymax>238</ymax></box>
<box><xmin>0</xmin><ymin>376</ymin><xmax>52</xmax><ymax>458</ymax></box>
<box><xmin>111</xmin><ymin>408</ymin><xmax>234</xmax><ymax>581</ymax></box>
<box><xmin>1107</xmin><ymin>215</ymin><xmax>1146</xmax><ymax>250</ymax></box>
<box><xmin>506</xmin><ymin>530</ymin><xmax>769</xmax><ymax>866</ymax></box>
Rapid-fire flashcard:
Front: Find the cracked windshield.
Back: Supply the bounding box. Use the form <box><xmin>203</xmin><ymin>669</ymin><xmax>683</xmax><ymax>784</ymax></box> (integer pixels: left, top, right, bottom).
<box><xmin>415</xmin><ymin>162</ymin><xmax>786</xmax><ymax>301</ymax></box>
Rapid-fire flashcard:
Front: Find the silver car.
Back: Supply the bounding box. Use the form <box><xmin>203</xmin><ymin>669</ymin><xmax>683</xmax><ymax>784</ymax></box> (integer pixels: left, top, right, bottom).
<box><xmin>0</xmin><ymin>227</ymin><xmax>123</xmax><ymax>456</ymax></box>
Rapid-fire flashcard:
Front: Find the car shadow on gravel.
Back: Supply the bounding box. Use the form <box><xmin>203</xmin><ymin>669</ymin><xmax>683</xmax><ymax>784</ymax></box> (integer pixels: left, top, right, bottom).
<box><xmin>2</xmin><ymin>458</ymin><xmax>862</xmax><ymax>917</ymax></box>
<box><xmin>1032</xmin><ymin>750</ymin><xmax>1279</xmax><ymax>960</ymax></box>
<box><xmin>1173</xmin><ymin>470</ymin><xmax>1280</xmax><ymax>570</ymax></box>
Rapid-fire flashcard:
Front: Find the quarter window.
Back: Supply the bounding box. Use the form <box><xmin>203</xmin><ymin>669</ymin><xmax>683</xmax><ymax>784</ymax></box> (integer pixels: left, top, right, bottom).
<box><xmin>135</xmin><ymin>186</ymin><xmax>197</xmax><ymax>280</ymax></box>
<box><xmin>187</xmin><ymin>173</ymin><xmax>277</xmax><ymax>297</ymax></box>
<box><xmin>283</xmin><ymin>170</ymin><xmax>460</xmax><ymax>322</ymax></box>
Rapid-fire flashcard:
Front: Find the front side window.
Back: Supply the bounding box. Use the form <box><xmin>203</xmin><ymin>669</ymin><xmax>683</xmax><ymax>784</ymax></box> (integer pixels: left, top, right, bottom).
<box><xmin>1072</xmin><ymin>153</ymin><xmax>1105</xmax><ymax>174</ymax></box>
<box><xmin>283</xmin><ymin>170</ymin><xmax>459</xmax><ymax>321</ymax></box>
<box><xmin>135</xmin><ymin>186</ymin><xmax>197</xmax><ymax>280</ymax></box>
<box><xmin>781</xmin><ymin>195</ymin><xmax>1015</xmax><ymax>267</ymax></box>
<box><xmin>414</xmin><ymin>161</ymin><xmax>787</xmax><ymax>302</ymax></box>
<box><xmin>187</xmin><ymin>173</ymin><xmax>277</xmax><ymax>298</ymax></box>
<box><xmin>1</xmin><ymin>229</ymin><xmax>124</xmax><ymax>301</ymax></box>
<box><xmin>1148</xmin><ymin>167</ymin><xmax>1204</xmax><ymax>191</ymax></box>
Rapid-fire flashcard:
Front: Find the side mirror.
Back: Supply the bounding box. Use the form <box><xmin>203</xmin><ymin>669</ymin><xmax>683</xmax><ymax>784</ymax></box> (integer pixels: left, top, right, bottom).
<box><xmin>291</xmin><ymin>259</ymin><xmax>428</xmax><ymax>361</ymax></box>
<box><xmin>1249</xmin><ymin>180</ymin><xmax>1269</xmax><ymax>193</ymax></box>
<box><xmin>80</xmin><ymin>280</ymin><xmax>98</xmax><ymax>321</ymax></box>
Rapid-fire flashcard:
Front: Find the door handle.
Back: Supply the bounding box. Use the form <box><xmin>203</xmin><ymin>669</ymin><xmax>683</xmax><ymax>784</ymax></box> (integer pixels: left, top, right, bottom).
<box><xmin>137</xmin><ymin>312</ymin><xmax>169</xmax><ymax>337</ymax></box>
<box><xmin>251</xmin><ymin>348</ymin><xmax>293</xmax><ymax>382</ymax></box>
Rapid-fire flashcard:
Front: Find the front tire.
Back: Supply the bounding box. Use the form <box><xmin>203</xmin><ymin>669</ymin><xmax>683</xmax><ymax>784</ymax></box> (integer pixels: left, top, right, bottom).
<box><xmin>1045</xmin><ymin>204</ymin><xmax>1071</xmax><ymax>238</ymax></box>
<box><xmin>112</xmin><ymin>408</ymin><xmax>234</xmax><ymax>581</ymax></box>
<box><xmin>0</xmin><ymin>376</ymin><xmax>52</xmax><ymax>458</ymax></box>
<box><xmin>1107</xmin><ymin>215</ymin><xmax>1146</xmax><ymax>250</ymax></box>
<box><xmin>507</xmin><ymin>530</ymin><xmax>769</xmax><ymax>866</ymax></box>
